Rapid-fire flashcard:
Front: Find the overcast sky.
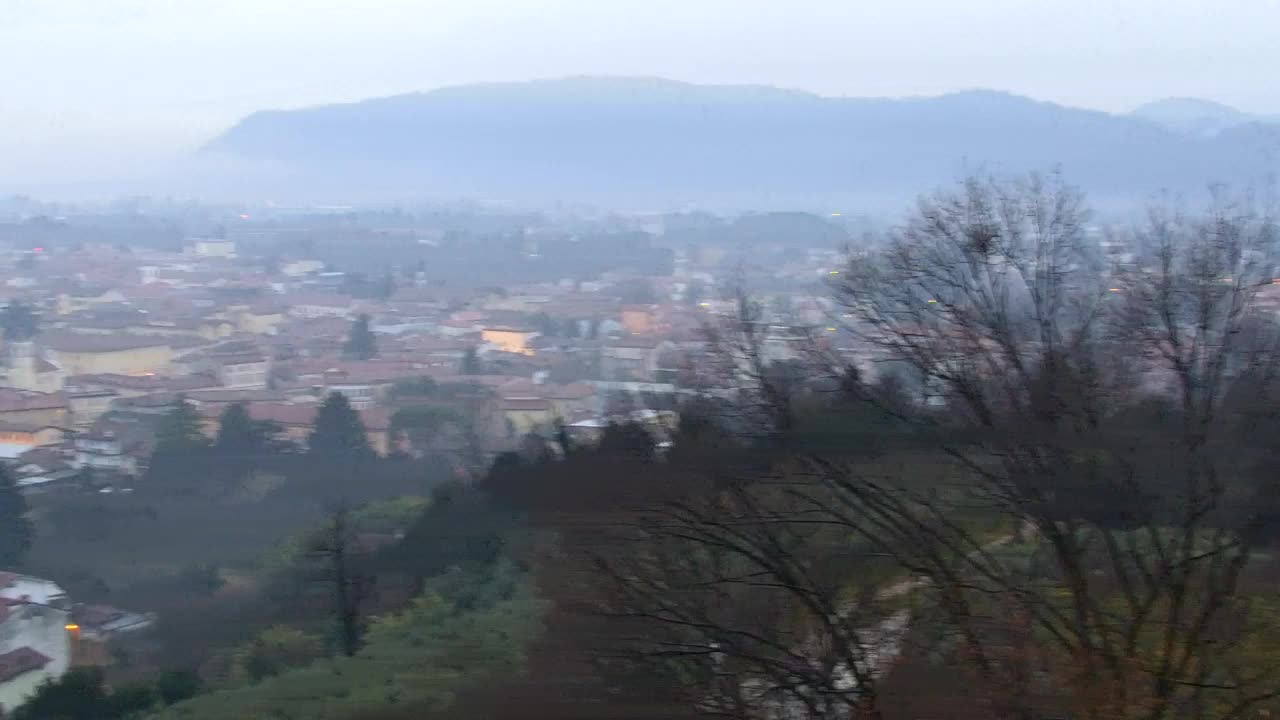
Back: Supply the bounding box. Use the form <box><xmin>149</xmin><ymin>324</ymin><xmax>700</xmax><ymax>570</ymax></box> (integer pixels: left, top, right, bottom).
<box><xmin>2</xmin><ymin>0</ymin><xmax>1276</xmax><ymax>190</ymax></box>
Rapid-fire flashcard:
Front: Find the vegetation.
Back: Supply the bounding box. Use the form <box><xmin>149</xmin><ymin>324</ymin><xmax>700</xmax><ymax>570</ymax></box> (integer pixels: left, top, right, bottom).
<box><xmin>308</xmin><ymin>392</ymin><xmax>373</xmax><ymax>460</ymax></box>
<box><xmin>343</xmin><ymin>313</ymin><xmax>378</xmax><ymax>360</ymax></box>
<box><xmin>1</xmin><ymin>298</ymin><xmax>39</xmax><ymax>341</ymax></box>
<box><xmin>11</xmin><ymin>667</ymin><xmax>197</xmax><ymax>720</ymax></box>
<box><xmin>147</xmin><ymin>562</ymin><xmax>540</xmax><ymax>720</ymax></box>
<box><xmin>0</xmin><ymin>462</ymin><xmax>32</xmax><ymax>566</ymax></box>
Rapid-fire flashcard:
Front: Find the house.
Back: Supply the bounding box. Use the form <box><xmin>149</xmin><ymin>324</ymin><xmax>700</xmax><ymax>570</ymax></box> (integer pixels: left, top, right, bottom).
<box><xmin>70</xmin><ymin>604</ymin><xmax>154</xmax><ymax>642</ymax></box>
<box><xmin>175</xmin><ymin>341</ymin><xmax>270</xmax><ymax>390</ymax></box>
<box><xmin>0</xmin><ymin>391</ymin><xmax>69</xmax><ymax>428</ymax></box>
<box><xmin>72</xmin><ymin>431</ymin><xmax>138</xmax><ymax>477</ymax></box>
<box><xmin>190</xmin><ymin>238</ymin><xmax>237</xmax><ymax>258</ymax></box>
<box><xmin>65</xmin><ymin>604</ymin><xmax>155</xmax><ymax>668</ymax></box>
<box><xmin>481</xmin><ymin>326</ymin><xmax>538</xmax><ymax>356</ymax></box>
<box><xmin>543</xmin><ymin>382</ymin><xmax>597</xmax><ymax>419</ymax></box>
<box><xmin>9</xmin><ymin>448</ymin><xmax>76</xmax><ymax>491</ymax></box>
<box><xmin>55</xmin><ymin>288</ymin><xmax>126</xmax><ymax>315</ymax></box>
<box><xmin>497</xmin><ymin>397</ymin><xmax>553</xmax><ymax>438</ymax></box>
<box><xmin>64</xmin><ymin>373</ymin><xmax>219</xmax><ymax>400</ymax></box>
<box><xmin>620</xmin><ymin>305</ymin><xmax>660</xmax><ymax>335</ymax></box>
<box><xmin>2</xmin><ymin>341</ymin><xmax>64</xmax><ymax>394</ymax></box>
<box><xmin>64</xmin><ymin>387</ymin><xmax>118</xmax><ymax>428</ymax></box>
<box><xmin>0</xmin><ymin>573</ymin><xmax>72</xmax><ymax>715</ymax></box>
<box><xmin>226</xmin><ymin>303</ymin><xmax>286</xmax><ymax>335</ymax></box>
<box><xmin>0</xmin><ymin>422</ymin><xmax>65</xmax><ymax>460</ymax></box>
<box><xmin>287</xmin><ymin>293</ymin><xmax>357</xmax><ymax>320</ymax></box>
<box><xmin>600</xmin><ymin>335</ymin><xmax>667</xmax><ymax>381</ymax></box>
<box><xmin>300</xmin><ymin>362</ymin><xmax>442</xmax><ymax>409</ymax></box>
<box><xmin>280</xmin><ymin>259</ymin><xmax>325</xmax><ymax>277</ymax></box>
<box><xmin>41</xmin><ymin>334</ymin><xmax>177</xmax><ymax>376</ymax></box>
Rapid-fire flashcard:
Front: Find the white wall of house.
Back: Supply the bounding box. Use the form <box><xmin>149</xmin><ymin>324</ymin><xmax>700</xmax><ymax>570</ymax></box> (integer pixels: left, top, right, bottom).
<box><xmin>0</xmin><ymin>576</ymin><xmax>67</xmax><ymax>607</ymax></box>
<box><xmin>0</xmin><ymin>605</ymin><xmax>72</xmax><ymax>714</ymax></box>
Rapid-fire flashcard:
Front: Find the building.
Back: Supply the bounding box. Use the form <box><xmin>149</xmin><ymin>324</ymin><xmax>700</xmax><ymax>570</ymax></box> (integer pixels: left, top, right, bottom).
<box><xmin>64</xmin><ymin>387</ymin><xmax>118</xmax><ymax>429</ymax></box>
<box><xmin>287</xmin><ymin>294</ymin><xmax>357</xmax><ymax>320</ymax></box>
<box><xmin>72</xmin><ymin>431</ymin><xmax>138</xmax><ymax>477</ymax></box>
<box><xmin>226</xmin><ymin>303</ymin><xmax>286</xmax><ymax>335</ymax></box>
<box><xmin>55</xmin><ymin>288</ymin><xmax>126</xmax><ymax>315</ymax></box>
<box><xmin>3</xmin><ymin>341</ymin><xmax>64</xmax><ymax>394</ymax></box>
<box><xmin>280</xmin><ymin>259</ymin><xmax>325</xmax><ymax>277</ymax></box>
<box><xmin>0</xmin><ymin>391</ymin><xmax>69</xmax><ymax>428</ymax></box>
<box><xmin>481</xmin><ymin>327</ymin><xmax>538</xmax><ymax>356</ymax></box>
<box><xmin>175</xmin><ymin>341</ymin><xmax>270</xmax><ymax>390</ymax></box>
<box><xmin>620</xmin><ymin>305</ymin><xmax>659</xmax><ymax>335</ymax></box>
<box><xmin>42</xmin><ymin>334</ymin><xmax>176</xmax><ymax>376</ymax></box>
<box><xmin>0</xmin><ymin>422</ymin><xmax>65</xmax><ymax>460</ymax></box>
<box><xmin>0</xmin><ymin>573</ymin><xmax>71</xmax><ymax>715</ymax></box>
<box><xmin>190</xmin><ymin>238</ymin><xmax>237</xmax><ymax>258</ymax></box>
<box><xmin>497</xmin><ymin>397</ymin><xmax>553</xmax><ymax>438</ymax></box>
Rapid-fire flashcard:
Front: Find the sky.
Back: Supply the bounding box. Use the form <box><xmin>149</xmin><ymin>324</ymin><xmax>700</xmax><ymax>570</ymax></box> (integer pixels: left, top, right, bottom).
<box><xmin>2</xmin><ymin>0</ymin><xmax>1277</xmax><ymax>192</ymax></box>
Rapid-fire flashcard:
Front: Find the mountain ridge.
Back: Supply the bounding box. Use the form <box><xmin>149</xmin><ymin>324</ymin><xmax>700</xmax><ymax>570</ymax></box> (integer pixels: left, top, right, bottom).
<box><xmin>198</xmin><ymin>77</ymin><xmax>1280</xmax><ymax>210</ymax></box>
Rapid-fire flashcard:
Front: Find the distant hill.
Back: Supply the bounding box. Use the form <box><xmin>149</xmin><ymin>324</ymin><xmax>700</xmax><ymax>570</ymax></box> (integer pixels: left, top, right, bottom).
<box><xmin>1130</xmin><ymin>98</ymin><xmax>1277</xmax><ymax>138</ymax></box>
<box><xmin>199</xmin><ymin>77</ymin><xmax>1280</xmax><ymax>210</ymax></box>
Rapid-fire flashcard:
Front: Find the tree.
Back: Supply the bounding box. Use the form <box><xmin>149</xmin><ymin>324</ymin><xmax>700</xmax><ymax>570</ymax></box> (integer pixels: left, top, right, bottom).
<box><xmin>309</xmin><ymin>507</ymin><xmax>372</xmax><ymax>657</ymax></box>
<box><xmin>154</xmin><ymin>670</ymin><xmax>200</xmax><ymax>705</ymax></box>
<box><xmin>214</xmin><ymin>402</ymin><xmax>285</xmax><ymax>458</ymax></box>
<box><xmin>0</xmin><ymin>464</ymin><xmax>32</xmax><ymax>567</ymax></box>
<box><xmin>1</xmin><ymin>299</ymin><xmax>38</xmax><ymax>341</ymax></box>
<box><xmin>460</xmin><ymin>346</ymin><xmax>482</xmax><ymax>375</ymax></box>
<box><xmin>12</xmin><ymin>667</ymin><xmax>111</xmax><ymax>720</ymax></box>
<box><xmin>230</xmin><ymin>627</ymin><xmax>324</xmax><ymax>684</ymax></box>
<box><xmin>308</xmin><ymin>392</ymin><xmax>373</xmax><ymax>460</ymax></box>
<box><xmin>820</xmin><ymin>174</ymin><xmax>1280</xmax><ymax>719</ymax></box>
<box><xmin>153</xmin><ymin>397</ymin><xmax>210</xmax><ymax>454</ymax></box>
<box><xmin>343</xmin><ymin>313</ymin><xmax>378</xmax><ymax>360</ymax></box>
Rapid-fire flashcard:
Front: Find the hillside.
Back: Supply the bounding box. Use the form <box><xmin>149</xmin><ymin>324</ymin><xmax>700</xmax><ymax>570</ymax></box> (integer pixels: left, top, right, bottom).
<box><xmin>200</xmin><ymin>77</ymin><xmax>1280</xmax><ymax>209</ymax></box>
<box><xmin>1130</xmin><ymin>97</ymin><xmax>1276</xmax><ymax>137</ymax></box>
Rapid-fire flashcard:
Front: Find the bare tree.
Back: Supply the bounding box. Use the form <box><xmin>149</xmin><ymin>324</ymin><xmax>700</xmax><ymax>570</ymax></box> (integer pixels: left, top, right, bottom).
<box><xmin>309</xmin><ymin>506</ymin><xmax>373</xmax><ymax>657</ymax></box>
<box><xmin>818</xmin><ymin>174</ymin><xmax>1280</xmax><ymax>719</ymax></box>
<box><xmin>530</xmin><ymin>442</ymin><xmax>904</xmax><ymax>720</ymax></box>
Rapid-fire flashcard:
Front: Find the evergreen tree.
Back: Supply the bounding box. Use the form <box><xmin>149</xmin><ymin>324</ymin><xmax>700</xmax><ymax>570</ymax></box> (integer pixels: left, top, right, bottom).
<box><xmin>308</xmin><ymin>392</ymin><xmax>373</xmax><ymax>460</ymax></box>
<box><xmin>1</xmin><ymin>299</ymin><xmax>39</xmax><ymax>341</ymax></box>
<box><xmin>215</xmin><ymin>402</ymin><xmax>260</xmax><ymax>455</ymax></box>
<box><xmin>460</xmin><ymin>346</ymin><xmax>482</xmax><ymax>375</ymax></box>
<box><xmin>0</xmin><ymin>464</ymin><xmax>32</xmax><ymax>567</ymax></box>
<box><xmin>375</xmin><ymin>271</ymin><xmax>397</xmax><ymax>301</ymax></box>
<box><xmin>153</xmin><ymin>397</ymin><xmax>209</xmax><ymax>453</ymax></box>
<box><xmin>342</xmin><ymin>314</ymin><xmax>378</xmax><ymax>360</ymax></box>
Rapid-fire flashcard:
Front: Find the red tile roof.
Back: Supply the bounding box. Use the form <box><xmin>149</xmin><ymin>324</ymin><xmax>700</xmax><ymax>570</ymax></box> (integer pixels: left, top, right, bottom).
<box><xmin>0</xmin><ymin>646</ymin><xmax>52</xmax><ymax>683</ymax></box>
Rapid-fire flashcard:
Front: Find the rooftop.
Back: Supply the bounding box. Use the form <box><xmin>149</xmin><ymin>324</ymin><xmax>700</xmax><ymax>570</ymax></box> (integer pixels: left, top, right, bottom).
<box><xmin>42</xmin><ymin>332</ymin><xmax>175</xmax><ymax>353</ymax></box>
<box><xmin>0</xmin><ymin>646</ymin><xmax>52</xmax><ymax>683</ymax></box>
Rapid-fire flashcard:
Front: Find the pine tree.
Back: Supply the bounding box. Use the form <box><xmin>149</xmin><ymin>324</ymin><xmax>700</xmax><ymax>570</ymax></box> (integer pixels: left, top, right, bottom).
<box><xmin>309</xmin><ymin>392</ymin><xmax>373</xmax><ymax>460</ymax></box>
<box><xmin>0</xmin><ymin>463</ymin><xmax>32</xmax><ymax>567</ymax></box>
<box><xmin>460</xmin><ymin>346</ymin><xmax>482</xmax><ymax>375</ymax></box>
<box><xmin>343</xmin><ymin>314</ymin><xmax>377</xmax><ymax>360</ymax></box>
<box><xmin>154</xmin><ymin>397</ymin><xmax>209</xmax><ymax>453</ymax></box>
<box><xmin>1</xmin><ymin>299</ymin><xmax>39</xmax><ymax>341</ymax></box>
<box><xmin>215</xmin><ymin>402</ymin><xmax>259</xmax><ymax>455</ymax></box>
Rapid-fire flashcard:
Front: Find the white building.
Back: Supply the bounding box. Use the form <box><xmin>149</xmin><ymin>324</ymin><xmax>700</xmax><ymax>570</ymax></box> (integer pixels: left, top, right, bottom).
<box><xmin>0</xmin><ymin>573</ymin><xmax>71</xmax><ymax>715</ymax></box>
<box><xmin>190</xmin><ymin>238</ymin><xmax>237</xmax><ymax>258</ymax></box>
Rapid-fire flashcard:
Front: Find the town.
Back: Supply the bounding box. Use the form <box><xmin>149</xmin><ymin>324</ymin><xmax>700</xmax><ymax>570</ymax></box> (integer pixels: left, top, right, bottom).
<box><xmin>0</xmin><ymin>203</ymin><xmax>858</xmax><ymax>713</ymax></box>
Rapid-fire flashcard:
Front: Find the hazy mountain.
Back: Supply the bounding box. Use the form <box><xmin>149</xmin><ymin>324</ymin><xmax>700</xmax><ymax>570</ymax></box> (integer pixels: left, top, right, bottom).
<box><xmin>200</xmin><ymin>77</ymin><xmax>1280</xmax><ymax>210</ymax></box>
<box><xmin>1130</xmin><ymin>98</ymin><xmax>1275</xmax><ymax>137</ymax></box>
